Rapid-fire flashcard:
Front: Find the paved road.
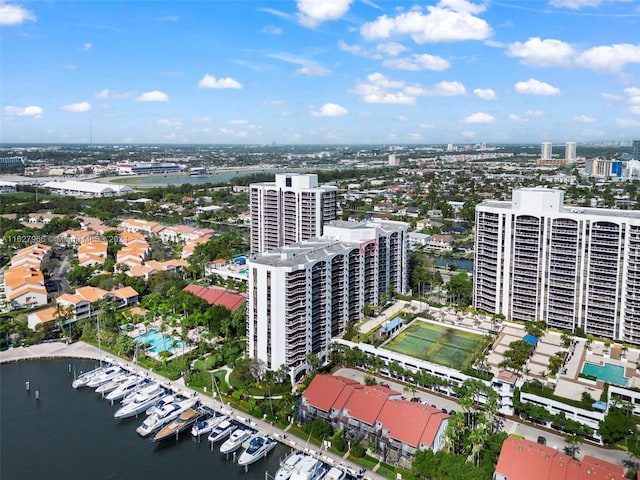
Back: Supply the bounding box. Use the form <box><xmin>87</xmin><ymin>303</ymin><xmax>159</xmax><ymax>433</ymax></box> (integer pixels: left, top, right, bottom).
<box><xmin>335</xmin><ymin>367</ymin><xmax>633</xmax><ymax>469</ymax></box>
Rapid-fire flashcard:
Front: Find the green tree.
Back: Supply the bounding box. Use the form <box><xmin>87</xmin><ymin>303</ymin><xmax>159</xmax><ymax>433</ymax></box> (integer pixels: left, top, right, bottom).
<box><xmin>599</xmin><ymin>406</ymin><xmax>636</xmax><ymax>445</ymax></box>
<box><xmin>446</xmin><ymin>272</ymin><xmax>473</xmax><ymax>307</ymax></box>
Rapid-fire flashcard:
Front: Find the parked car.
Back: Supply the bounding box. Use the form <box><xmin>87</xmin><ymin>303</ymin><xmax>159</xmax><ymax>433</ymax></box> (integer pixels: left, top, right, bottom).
<box><xmin>537</xmin><ymin>436</ymin><xmax>547</xmax><ymax>445</ymax></box>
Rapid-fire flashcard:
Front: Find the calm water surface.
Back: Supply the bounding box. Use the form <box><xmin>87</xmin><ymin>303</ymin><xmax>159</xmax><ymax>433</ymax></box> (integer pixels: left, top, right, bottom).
<box><xmin>1</xmin><ymin>359</ymin><xmax>289</xmax><ymax>480</ymax></box>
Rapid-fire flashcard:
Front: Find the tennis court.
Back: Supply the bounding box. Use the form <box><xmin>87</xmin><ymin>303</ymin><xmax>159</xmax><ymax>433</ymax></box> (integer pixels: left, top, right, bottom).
<box><xmin>383</xmin><ymin>320</ymin><xmax>486</xmax><ymax>370</ymax></box>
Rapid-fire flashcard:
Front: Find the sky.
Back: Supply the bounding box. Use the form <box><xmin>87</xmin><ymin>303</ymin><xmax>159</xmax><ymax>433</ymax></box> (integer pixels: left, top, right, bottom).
<box><xmin>1</xmin><ymin>0</ymin><xmax>639</xmax><ymax>145</ymax></box>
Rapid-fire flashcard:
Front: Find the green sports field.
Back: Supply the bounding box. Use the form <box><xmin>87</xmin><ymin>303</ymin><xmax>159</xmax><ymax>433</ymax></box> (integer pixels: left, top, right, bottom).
<box><xmin>382</xmin><ymin>320</ymin><xmax>486</xmax><ymax>370</ymax></box>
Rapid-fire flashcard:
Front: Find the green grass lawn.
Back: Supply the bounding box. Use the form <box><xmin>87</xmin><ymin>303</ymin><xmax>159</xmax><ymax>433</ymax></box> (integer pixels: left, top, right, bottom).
<box><xmin>383</xmin><ymin>320</ymin><xmax>487</xmax><ymax>370</ymax></box>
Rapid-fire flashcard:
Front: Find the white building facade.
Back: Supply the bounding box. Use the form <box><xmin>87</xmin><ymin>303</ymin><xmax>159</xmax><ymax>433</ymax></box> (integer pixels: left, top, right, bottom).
<box><xmin>474</xmin><ymin>188</ymin><xmax>640</xmax><ymax>343</ymax></box>
<box><xmin>247</xmin><ymin>220</ymin><xmax>408</xmax><ymax>380</ymax></box>
<box><xmin>249</xmin><ymin>173</ymin><xmax>337</xmax><ymax>254</ymax></box>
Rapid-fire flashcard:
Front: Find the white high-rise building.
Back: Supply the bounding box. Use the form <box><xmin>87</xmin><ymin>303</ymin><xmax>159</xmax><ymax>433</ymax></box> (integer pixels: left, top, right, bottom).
<box><xmin>250</xmin><ymin>173</ymin><xmax>337</xmax><ymax>254</ymax></box>
<box><xmin>541</xmin><ymin>142</ymin><xmax>553</xmax><ymax>160</ymax></box>
<box><xmin>475</xmin><ymin>188</ymin><xmax>640</xmax><ymax>343</ymax></box>
<box><xmin>565</xmin><ymin>142</ymin><xmax>576</xmax><ymax>162</ymax></box>
<box><xmin>247</xmin><ymin>220</ymin><xmax>409</xmax><ymax>380</ymax></box>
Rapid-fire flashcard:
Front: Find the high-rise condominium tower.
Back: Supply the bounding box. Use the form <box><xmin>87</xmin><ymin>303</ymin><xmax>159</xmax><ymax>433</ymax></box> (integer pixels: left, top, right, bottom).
<box><xmin>541</xmin><ymin>142</ymin><xmax>552</xmax><ymax>160</ymax></box>
<box><xmin>247</xmin><ymin>220</ymin><xmax>408</xmax><ymax>380</ymax></box>
<box><xmin>474</xmin><ymin>188</ymin><xmax>640</xmax><ymax>343</ymax></box>
<box><xmin>633</xmin><ymin>139</ymin><xmax>640</xmax><ymax>161</ymax></box>
<box><xmin>249</xmin><ymin>173</ymin><xmax>337</xmax><ymax>254</ymax></box>
<box><xmin>565</xmin><ymin>142</ymin><xmax>576</xmax><ymax>162</ymax></box>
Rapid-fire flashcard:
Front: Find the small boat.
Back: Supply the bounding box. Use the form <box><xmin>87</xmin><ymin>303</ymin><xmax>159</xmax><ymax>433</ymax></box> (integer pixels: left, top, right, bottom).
<box><xmin>237</xmin><ymin>434</ymin><xmax>277</xmax><ymax>466</ymax></box>
<box><xmin>289</xmin><ymin>455</ymin><xmax>326</xmax><ymax>480</ymax></box>
<box><xmin>114</xmin><ymin>385</ymin><xmax>165</xmax><ymax>419</ymax></box>
<box><xmin>136</xmin><ymin>398</ymin><xmax>199</xmax><ymax>437</ymax></box>
<box><xmin>274</xmin><ymin>451</ymin><xmax>305</xmax><ymax>480</ymax></box>
<box><xmin>191</xmin><ymin>413</ymin><xmax>226</xmax><ymax>438</ymax></box>
<box><xmin>87</xmin><ymin>366</ymin><xmax>123</xmax><ymax>388</ymax></box>
<box><xmin>105</xmin><ymin>376</ymin><xmax>147</xmax><ymax>402</ymax></box>
<box><xmin>220</xmin><ymin>427</ymin><xmax>255</xmax><ymax>455</ymax></box>
<box><xmin>145</xmin><ymin>394</ymin><xmax>175</xmax><ymax>416</ymax></box>
<box><xmin>206</xmin><ymin>419</ymin><xmax>234</xmax><ymax>442</ymax></box>
<box><xmin>323</xmin><ymin>466</ymin><xmax>346</xmax><ymax>480</ymax></box>
<box><xmin>72</xmin><ymin>365</ymin><xmax>104</xmax><ymax>388</ymax></box>
<box><xmin>152</xmin><ymin>408</ymin><xmax>202</xmax><ymax>442</ymax></box>
<box><xmin>95</xmin><ymin>373</ymin><xmax>129</xmax><ymax>394</ymax></box>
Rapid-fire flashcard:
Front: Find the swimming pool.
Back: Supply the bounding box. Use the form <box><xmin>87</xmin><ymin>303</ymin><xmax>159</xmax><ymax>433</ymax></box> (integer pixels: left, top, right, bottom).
<box><xmin>134</xmin><ymin>330</ymin><xmax>184</xmax><ymax>355</ymax></box>
<box><xmin>239</xmin><ymin>269</ymin><xmax>248</xmax><ymax>275</ymax></box>
<box><xmin>581</xmin><ymin>362</ymin><xmax>628</xmax><ymax>386</ymax></box>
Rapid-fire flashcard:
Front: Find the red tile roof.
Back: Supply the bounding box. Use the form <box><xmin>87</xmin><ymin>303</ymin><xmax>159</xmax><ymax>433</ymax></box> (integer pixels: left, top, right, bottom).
<box><xmin>377</xmin><ymin>400</ymin><xmax>446</xmax><ymax>447</ymax></box>
<box><xmin>183</xmin><ymin>284</ymin><xmax>246</xmax><ymax>311</ymax></box>
<box><xmin>302</xmin><ymin>375</ymin><xmax>361</xmax><ymax>412</ymax></box>
<box><xmin>495</xmin><ymin>438</ymin><xmax>624</xmax><ymax>480</ymax></box>
<box><xmin>345</xmin><ymin>385</ymin><xmax>397</xmax><ymax>426</ymax></box>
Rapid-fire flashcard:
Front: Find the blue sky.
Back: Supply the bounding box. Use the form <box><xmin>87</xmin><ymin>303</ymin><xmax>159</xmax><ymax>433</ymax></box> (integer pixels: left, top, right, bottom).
<box><xmin>1</xmin><ymin>0</ymin><xmax>639</xmax><ymax>145</ymax></box>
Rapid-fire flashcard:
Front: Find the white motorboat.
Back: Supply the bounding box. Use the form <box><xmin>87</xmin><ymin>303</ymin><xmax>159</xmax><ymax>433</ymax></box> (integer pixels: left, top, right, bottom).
<box><xmin>191</xmin><ymin>413</ymin><xmax>226</xmax><ymax>438</ymax></box>
<box><xmin>120</xmin><ymin>382</ymin><xmax>161</xmax><ymax>406</ymax></box>
<box><xmin>205</xmin><ymin>419</ymin><xmax>234</xmax><ymax>442</ymax></box>
<box><xmin>105</xmin><ymin>376</ymin><xmax>146</xmax><ymax>402</ymax></box>
<box><xmin>322</xmin><ymin>467</ymin><xmax>346</xmax><ymax>480</ymax></box>
<box><xmin>220</xmin><ymin>427</ymin><xmax>255</xmax><ymax>455</ymax></box>
<box><xmin>152</xmin><ymin>407</ymin><xmax>202</xmax><ymax>442</ymax></box>
<box><xmin>289</xmin><ymin>455</ymin><xmax>326</xmax><ymax>480</ymax></box>
<box><xmin>274</xmin><ymin>451</ymin><xmax>305</xmax><ymax>480</ymax></box>
<box><xmin>145</xmin><ymin>394</ymin><xmax>175</xmax><ymax>416</ymax></box>
<box><xmin>114</xmin><ymin>385</ymin><xmax>165</xmax><ymax>419</ymax></box>
<box><xmin>95</xmin><ymin>373</ymin><xmax>129</xmax><ymax>394</ymax></box>
<box><xmin>87</xmin><ymin>366</ymin><xmax>123</xmax><ymax>388</ymax></box>
<box><xmin>237</xmin><ymin>434</ymin><xmax>277</xmax><ymax>466</ymax></box>
<box><xmin>72</xmin><ymin>365</ymin><xmax>104</xmax><ymax>388</ymax></box>
<box><xmin>136</xmin><ymin>397</ymin><xmax>198</xmax><ymax>437</ymax></box>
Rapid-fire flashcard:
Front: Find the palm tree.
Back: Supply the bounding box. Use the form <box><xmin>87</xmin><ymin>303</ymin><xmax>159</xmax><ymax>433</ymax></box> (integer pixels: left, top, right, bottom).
<box><xmin>54</xmin><ymin>303</ymin><xmax>73</xmax><ymax>342</ymax></box>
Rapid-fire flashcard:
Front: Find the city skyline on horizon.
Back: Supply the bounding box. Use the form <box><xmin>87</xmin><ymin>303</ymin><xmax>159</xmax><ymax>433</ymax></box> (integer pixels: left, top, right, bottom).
<box><xmin>1</xmin><ymin>0</ymin><xmax>639</xmax><ymax>145</ymax></box>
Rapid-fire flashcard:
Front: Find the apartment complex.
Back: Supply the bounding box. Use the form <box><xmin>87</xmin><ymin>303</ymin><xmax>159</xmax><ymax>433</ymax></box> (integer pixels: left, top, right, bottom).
<box><xmin>247</xmin><ymin>219</ymin><xmax>408</xmax><ymax>379</ymax></box>
<box><xmin>249</xmin><ymin>173</ymin><xmax>337</xmax><ymax>254</ymax></box>
<box><xmin>474</xmin><ymin>188</ymin><xmax>640</xmax><ymax>343</ymax></box>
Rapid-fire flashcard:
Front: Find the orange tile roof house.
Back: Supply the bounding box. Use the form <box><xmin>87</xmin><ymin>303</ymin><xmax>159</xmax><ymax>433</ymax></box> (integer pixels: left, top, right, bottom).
<box><xmin>300</xmin><ymin>374</ymin><xmax>450</xmax><ymax>460</ymax></box>
<box><xmin>183</xmin><ymin>284</ymin><xmax>246</xmax><ymax>311</ymax></box>
<box><xmin>55</xmin><ymin>285</ymin><xmax>139</xmax><ymax>324</ymax></box>
<box><xmin>494</xmin><ymin>438</ymin><xmax>624</xmax><ymax>480</ymax></box>
<box><xmin>77</xmin><ymin>240</ymin><xmax>108</xmax><ymax>266</ymax></box>
<box><xmin>3</xmin><ymin>244</ymin><xmax>50</xmax><ymax>309</ymax></box>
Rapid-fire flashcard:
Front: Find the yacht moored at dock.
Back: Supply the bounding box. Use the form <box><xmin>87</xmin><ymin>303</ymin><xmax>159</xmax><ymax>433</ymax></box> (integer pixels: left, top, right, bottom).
<box><xmin>288</xmin><ymin>454</ymin><xmax>326</xmax><ymax>480</ymax></box>
<box><xmin>94</xmin><ymin>373</ymin><xmax>129</xmax><ymax>395</ymax></box>
<box><xmin>136</xmin><ymin>397</ymin><xmax>199</xmax><ymax>437</ymax></box>
<box><xmin>274</xmin><ymin>451</ymin><xmax>305</xmax><ymax>480</ymax></box>
<box><xmin>191</xmin><ymin>411</ymin><xmax>226</xmax><ymax>438</ymax></box>
<box><xmin>206</xmin><ymin>419</ymin><xmax>234</xmax><ymax>443</ymax></box>
<box><xmin>105</xmin><ymin>375</ymin><xmax>147</xmax><ymax>402</ymax></box>
<box><xmin>72</xmin><ymin>365</ymin><xmax>105</xmax><ymax>389</ymax></box>
<box><xmin>87</xmin><ymin>366</ymin><xmax>123</xmax><ymax>388</ymax></box>
<box><xmin>322</xmin><ymin>466</ymin><xmax>347</xmax><ymax>480</ymax></box>
<box><xmin>219</xmin><ymin>427</ymin><xmax>255</xmax><ymax>455</ymax></box>
<box><xmin>152</xmin><ymin>407</ymin><xmax>203</xmax><ymax>442</ymax></box>
<box><xmin>114</xmin><ymin>384</ymin><xmax>165</xmax><ymax>419</ymax></box>
<box><xmin>236</xmin><ymin>434</ymin><xmax>277</xmax><ymax>467</ymax></box>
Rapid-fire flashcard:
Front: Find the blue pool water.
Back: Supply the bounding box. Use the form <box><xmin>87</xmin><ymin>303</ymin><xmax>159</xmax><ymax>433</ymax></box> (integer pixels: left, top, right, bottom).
<box><xmin>239</xmin><ymin>269</ymin><xmax>248</xmax><ymax>275</ymax></box>
<box><xmin>134</xmin><ymin>330</ymin><xmax>183</xmax><ymax>354</ymax></box>
<box><xmin>581</xmin><ymin>362</ymin><xmax>628</xmax><ymax>386</ymax></box>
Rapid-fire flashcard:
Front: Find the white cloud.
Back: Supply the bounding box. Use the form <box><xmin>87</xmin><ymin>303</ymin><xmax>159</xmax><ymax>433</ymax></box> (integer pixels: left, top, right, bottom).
<box><xmin>600</xmin><ymin>92</ymin><xmax>623</xmax><ymax>101</ymax></box>
<box><xmin>0</xmin><ymin>2</ymin><xmax>36</xmax><ymax>25</ymax></box>
<box><xmin>576</xmin><ymin>44</ymin><xmax>640</xmax><ymax>72</ymax></box>
<box><xmin>376</xmin><ymin>42</ymin><xmax>407</xmax><ymax>56</ymax></box>
<box><xmin>135</xmin><ymin>90</ymin><xmax>170</xmax><ymax>102</ymax></box>
<box><xmin>574</xmin><ymin>114</ymin><xmax>596</xmax><ymax>123</ymax></box>
<box><xmin>310</xmin><ymin>103</ymin><xmax>348</xmax><ymax>117</ymax></box>
<box><xmin>617</xmin><ymin>118</ymin><xmax>640</xmax><ymax>127</ymax></box>
<box><xmin>509</xmin><ymin>114</ymin><xmax>528</xmax><ymax>122</ymax></box>
<box><xmin>261</xmin><ymin>25</ymin><xmax>282</xmax><ymax>34</ymax></box>
<box><xmin>158</xmin><ymin>15</ymin><xmax>180</xmax><ymax>22</ymax></box>
<box><xmin>360</xmin><ymin>1</ymin><xmax>492</xmax><ymax>44</ymax></box>
<box><xmin>507</xmin><ymin>37</ymin><xmax>574</xmax><ymax>67</ymax></box>
<box><xmin>463</xmin><ymin>112</ymin><xmax>495</xmax><ymax>124</ymax></box>
<box><xmin>3</xmin><ymin>105</ymin><xmax>43</xmax><ymax>118</ymax></box>
<box><xmin>526</xmin><ymin>110</ymin><xmax>544</xmax><ymax>117</ymax></box>
<box><xmin>398</xmin><ymin>115</ymin><xmax>409</xmax><ymax>121</ymax></box>
<box><xmin>407</xmin><ymin>133</ymin><xmax>423</xmax><ymax>141</ymax></box>
<box><xmin>549</xmin><ymin>0</ymin><xmax>602</xmax><ymax>9</ymax></box>
<box><xmin>407</xmin><ymin>80</ymin><xmax>466</xmax><ymax>97</ymax></box>
<box><xmin>350</xmin><ymin>73</ymin><xmax>416</xmax><ymax>104</ymax></box>
<box><xmin>473</xmin><ymin>88</ymin><xmax>496</xmax><ymax>101</ymax></box>
<box><xmin>462</xmin><ymin>130</ymin><xmax>476</xmax><ymax>139</ymax></box>
<box><xmin>157</xmin><ymin>118</ymin><xmax>182</xmax><ymax>128</ymax></box>
<box><xmin>61</xmin><ymin>101</ymin><xmax>91</xmax><ymax>112</ymax></box>
<box><xmin>627</xmin><ymin>88</ymin><xmax>640</xmax><ymax>114</ymax></box>
<box><xmin>337</xmin><ymin>40</ymin><xmax>381</xmax><ymax>59</ymax></box>
<box><xmin>297</xmin><ymin>0</ymin><xmax>353</xmax><ymax>27</ymax></box>
<box><xmin>81</xmin><ymin>42</ymin><xmax>93</xmax><ymax>52</ymax></box>
<box><xmin>296</xmin><ymin>65</ymin><xmax>331</xmax><ymax>76</ymax></box>
<box><xmin>95</xmin><ymin>88</ymin><xmax>132</xmax><ymax>99</ymax></box>
<box><xmin>420</xmin><ymin>123</ymin><xmax>435</xmax><ymax>128</ymax></box>
<box><xmin>514</xmin><ymin>78</ymin><xmax>560</xmax><ymax>95</ymax></box>
<box><xmin>383</xmin><ymin>53</ymin><xmax>450</xmax><ymax>71</ymax></box>
<box><xmin>630</xmin><ymin>106</ymin><xmax>640</xmax><ymax>115</ymax></box>
<box><xmin>198</xmin><ymin>74</ymin><xmax>243</xmax><ymax>89</ymax></box>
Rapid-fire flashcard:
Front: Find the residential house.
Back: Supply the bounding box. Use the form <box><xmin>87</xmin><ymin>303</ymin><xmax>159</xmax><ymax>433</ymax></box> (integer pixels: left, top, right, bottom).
<box><xmin>54</xmin><ymin>285</ymin><xmax>139</xmax><ymax>324</ymax></box>
<box><xmin>77</xmin><ymin>240</ymin><xmax>108</xmax><ymax>266</ymax></box>
<box><xmin>26</xmin><ymin>306</ymin><xmax>58</xmax><ymax>330</ymax></box>
<box><xmin>427</xmin><ymin>234</ymin><xmax>453</xmax><ymax>251</ymax></box>
<box><xmin>183</xmin><ymin>284</ymin><xmax>246</xmax><ymax>311</ymax></box>
<box><xmin>119</xmin><ymin>218</ymin><xmax>164</xmax><ymax>235</ymax></box>
<box><xmin>493</xmin><ymin>437</ymin><xmax>624</xmax><ymax>480</ymax></box>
